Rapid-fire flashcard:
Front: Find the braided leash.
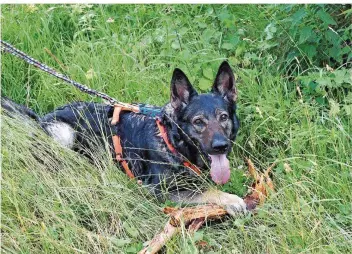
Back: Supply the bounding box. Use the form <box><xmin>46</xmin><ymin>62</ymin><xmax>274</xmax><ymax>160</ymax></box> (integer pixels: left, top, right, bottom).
<box><xmin>1</xmin><ymin>40</ymin><xmax>120</xmax><ymax>105</ymax></box>
<box><xmin>1</xmin><ymin>40</ymin><xmax>162</xmax><ymax>117</ymax></box>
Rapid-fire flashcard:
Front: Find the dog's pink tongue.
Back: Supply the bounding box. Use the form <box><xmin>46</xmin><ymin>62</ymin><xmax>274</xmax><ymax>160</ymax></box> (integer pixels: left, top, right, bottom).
<box><xmin>209</xmin><ymin>154</ymin><xmax>231</xmax><ymax>185</ymax></box>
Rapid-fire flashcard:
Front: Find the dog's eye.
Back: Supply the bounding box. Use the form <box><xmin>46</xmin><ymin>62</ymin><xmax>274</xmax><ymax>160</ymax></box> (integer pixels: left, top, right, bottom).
<box><xmin>193</xmin><ymin>118</ymin><xmax>203</xmax><ymax>125</ymax></box>
<box><xmin>220</xmin><ymin>114</ymin><xmax>228</xmax><ymax>122</ymax></box>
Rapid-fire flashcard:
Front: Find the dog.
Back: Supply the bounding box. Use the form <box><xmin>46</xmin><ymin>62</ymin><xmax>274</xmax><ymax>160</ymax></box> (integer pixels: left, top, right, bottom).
<box><xmin>1</xmin><ymin>61</ymin><xmax>247</xmax><ymax>215</ymax></box>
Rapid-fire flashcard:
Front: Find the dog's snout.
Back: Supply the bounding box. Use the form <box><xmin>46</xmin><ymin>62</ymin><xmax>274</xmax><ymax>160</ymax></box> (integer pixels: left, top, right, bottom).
<box><xmin>211</xmin><ymin>137</ymin><xmax>229</xmax><ymax>153</ymax></box>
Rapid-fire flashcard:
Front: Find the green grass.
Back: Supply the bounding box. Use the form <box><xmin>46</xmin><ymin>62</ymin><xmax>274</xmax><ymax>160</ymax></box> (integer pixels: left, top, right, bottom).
<box><xmin>1</xmin><ymin>4</ymin><xmax>352</xmax><ymax>253</ymax></box>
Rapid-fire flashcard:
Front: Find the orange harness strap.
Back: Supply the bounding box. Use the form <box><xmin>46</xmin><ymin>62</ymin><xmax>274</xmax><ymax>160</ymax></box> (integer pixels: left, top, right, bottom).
<box><xmin>155</xmin><ymin>118</ymin><xmax>177</xmax><ymax>154</ymax></box>
<box><xmin>156</xmin><ymin>119</ymin><xmax>201</xmax><ymax>176</ymax></box>
<box><xmin>112</xmin><ymin>135</ymin><xmax>135</xmax><ymax>179</ymax></box>
<box><xmin>111</xmin><ymin>104</ymin><xmax>139</xmax><ymax>179</ymax></box>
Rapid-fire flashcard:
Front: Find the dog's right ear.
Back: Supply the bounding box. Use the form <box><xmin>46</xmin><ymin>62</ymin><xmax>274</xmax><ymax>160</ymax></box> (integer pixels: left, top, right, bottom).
<box><xmin>170</xmin><ymin>68</ymin><xmax>198</xmax><ymax>110</ymax></box>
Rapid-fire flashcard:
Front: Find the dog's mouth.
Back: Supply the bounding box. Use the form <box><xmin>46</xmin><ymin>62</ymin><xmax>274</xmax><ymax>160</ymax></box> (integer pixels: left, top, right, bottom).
<box><xmin>208</xmin><ymin>154</ymin><xmax>230</xmax><ymax>185</ymax></box>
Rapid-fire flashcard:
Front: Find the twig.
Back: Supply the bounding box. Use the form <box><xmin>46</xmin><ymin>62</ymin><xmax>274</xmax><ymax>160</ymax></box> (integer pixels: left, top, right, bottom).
<box><xmin>139</xmin><ymin>205</ymin><xmax>227</xmax><ymax>254</ymax></box>
<box><xmin>166</xmin><ymin>204</ymin><xmax>227</xmax><ymax>227</ymax></box>
<box><xmin>139</xmin><ymin>220</ymin><xmax>179</xmax><ymax>254</ymax></box>
<box><xmin>139</xmin><ymin>158</ymin><xmax>274</xmax><ymax>254</ymax></box>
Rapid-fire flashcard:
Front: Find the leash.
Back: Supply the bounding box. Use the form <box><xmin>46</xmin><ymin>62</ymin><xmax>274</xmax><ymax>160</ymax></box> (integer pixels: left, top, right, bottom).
<box><xmin>1</xmin><ymin>40</ymin><xmax>201</xmax><ymax>179</ymax></box>
<box><xmin>0</xmin><ymin>40</ymin><xmax>161</xmax><ymax>118</ymax></box>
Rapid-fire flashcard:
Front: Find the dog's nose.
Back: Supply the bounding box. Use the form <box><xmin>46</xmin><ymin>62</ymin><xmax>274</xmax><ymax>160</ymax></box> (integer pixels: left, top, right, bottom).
<box><xmin>211</xmin><ymin>139</ymin><xmax>229</xmax><ymax>153</ymax></box>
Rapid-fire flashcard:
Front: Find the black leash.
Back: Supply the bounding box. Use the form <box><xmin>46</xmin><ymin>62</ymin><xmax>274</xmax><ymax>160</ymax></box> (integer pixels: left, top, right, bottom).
<box><xmin>1</xmin><ymin>40</ymin><xmax>162</xmax><ymax>117</ymax></box>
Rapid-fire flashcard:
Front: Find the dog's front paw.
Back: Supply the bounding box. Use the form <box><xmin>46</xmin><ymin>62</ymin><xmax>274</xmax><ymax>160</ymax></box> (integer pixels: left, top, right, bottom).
<box><xmin>202</xmin><ymin>190</ymin><xmax>247</xmax><ymax>216</ymax></box>
<box><xmin>224</xmin><ymin>198</ymin><xmax>247</xmax><ymax>217</ymax></box>
<box><xmin>215</xmin><ymin>192</ymin><xmax>247</xmax><ymax>216</ymax></box>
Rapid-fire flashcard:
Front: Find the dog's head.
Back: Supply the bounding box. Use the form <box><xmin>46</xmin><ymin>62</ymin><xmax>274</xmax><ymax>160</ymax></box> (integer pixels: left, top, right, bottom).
<box><xmin>167</xmin><ymin>61</ymin><xmax>239</xmax><ymax>185</ymax></box>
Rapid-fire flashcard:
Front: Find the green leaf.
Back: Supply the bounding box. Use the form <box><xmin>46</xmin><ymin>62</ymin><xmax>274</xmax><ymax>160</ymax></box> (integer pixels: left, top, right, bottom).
<box><xmin>221</xmin><ymin>42</ymin><xmax>233</xmax><ymax>50</ymax></box>
<box><xmin>325</xmin><ymin>30</ymin><xmax>339</xmax><ymax>43</ymax></box>
<box><xmin>344</xmin><ymin>92</ymin><xmax>352</xmax><ymax>103</ymax></box>
<box><xmin>344</xmin><ymin>104</ymin><xmax>352</xmax><ymax>116</ymax></box>
<box><xmin>258</xmin><ymin>41</ymin><xmax>278</xmax><ymax>50</ymax></box>
<box><xmin>291</xmin><ymin>8</ymin><xmax>306</xmax><ymax>26</ymax></box>
<box><xmin>123</xmin><ymin>223</ymin><xmax>139</xmax><ymax>237</ymax></box>
<box><xmin>258</xmin><ymin>225</ymin><xmax>267</xmax><ymax>232</ymax></box>
<box><xmin>317</xmin><ymin>10</ymin><xmax>337</xmax><ymax>26</ymax></box>
<box><xmin>299</xmin><ymin>26</ymin><xmax>313</xmax><ymax>44</ymax></box>
<box><xmin>346</xmin><ymin>69</ymin><xmax>352</xmax><ymax>84</ymax></box>
<box><xmin>217</xmin><ymin>10</ymin><xmax>231</xmax><ymax>22</ymax></box>
<box><xmin>315</xmin><ymin>97</ymin><xmax>326</xmax><ymax>105</ymax></box>
<box><xmin>228</xmin><ymin>56</ymin><xmax>239</xmax><ymax>65</ymax></box>
<box><xmin>318</xmin><ymin>205</ymin><xmax>325</xmax><ymax>214</ymax></box>
<box><xmin>171</xmin><ymin>40</ymin><xmax>181</xmax><ymax>49</ymax></box>
<box><xmin>178</xmin><ymin>27</ymin><xmax>188</xmax><ymax>35</ymax></box>
<box><xmin>198</xmin><ymin>78</ymin><xmax>209</xmax><ymax>91</ymax></box>
<box><xmin>227</xmin><ymin>35</ymin><xmax>240</xmax><ymax>46</ymax></box>
<box><xmin>115</xmin><ymin>238</ymin><xmax>131</xmax><ymax>247</ymax></box>
<box><xmin>203</xmin><ymin>67</ymin><xmax>213</xmax><ymax>80</ymax></box>
<box><xmin>126</xmin><ymin>246</ymin><xmax>138</xmax><ymax>253</ymax></box>
<box><xmin>316</xmin><ymin>77</ymin><xmax>332</xmax><ymax>88</ymax></box>
<box><xmin>300</xmin><ymin>44</ymin><xmax>317</xmax><ymax>59</ymax></box>
<box><xmin>197</xmin><ymin>22</ymin><xmax>207</xmax><ymax>29</ymax></box>
<box><xmin>333</xmin><ymin>69</ymin><xmax>348</xmax><ymax>85</ymax></box>
<box><xmin>201</xmin><ymin>28</ymin><xmax>215</xmax><ymax>42</ymax></box>
<box><xmin>179</xmin><ymin>49</ymin><xmax>190</xmax><ymax>60</ymax></box>
<box><xmin>330</xmin><ymin>47</ymin><xmax>342</xmax><ymax>61</ymax></box>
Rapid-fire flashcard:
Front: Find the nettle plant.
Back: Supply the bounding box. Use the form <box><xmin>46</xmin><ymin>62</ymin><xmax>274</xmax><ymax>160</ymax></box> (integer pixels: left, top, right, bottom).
<box><xmin>297</xmin><ymin>68</ymin><xmax>352</xmax><ymax>117</ymax></box>
<box><xmin>263</xmin><ymin>4</ymin><xmax>352</xmax><ymax>71</ymax></box>
<box><xmin>257</xmin><ymin>5</ymin><xmax>352</xmax><ymax>116</ymax></box>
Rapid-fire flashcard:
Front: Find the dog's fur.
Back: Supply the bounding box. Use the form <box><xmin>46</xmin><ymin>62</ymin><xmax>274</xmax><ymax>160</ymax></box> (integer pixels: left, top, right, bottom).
<box><xmin>1</xmin><ymin>62</ymin><xmax>246</xmax><ymax>215</ymax></box>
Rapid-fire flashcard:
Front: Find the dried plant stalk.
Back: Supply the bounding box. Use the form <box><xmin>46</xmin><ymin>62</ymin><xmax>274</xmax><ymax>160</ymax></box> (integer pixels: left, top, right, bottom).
<box><xmin>167</xmin><ymin>204</ymin><xmax>227</xmax><ymax>227</ymax></box>
<box><xmin>139</xmin><ymin>220</ymin><xmax>179</xmax><ymax>254</ymax></box>
<box><xmin>139</xmin><ymin>158</ymin><xmax>274</xmax><ymax>254</ymax></box>
<box><xmin>139</xmin><ymin>205</ymin><xmax>227</xmax><ymax>254</ymax></box>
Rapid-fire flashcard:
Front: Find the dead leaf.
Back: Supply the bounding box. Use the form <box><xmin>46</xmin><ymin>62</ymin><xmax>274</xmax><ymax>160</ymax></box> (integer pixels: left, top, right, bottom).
<box><xmin>246</xmin><ymin>158</ymin><xmax>258</xmax><ymax>181</ymax></box>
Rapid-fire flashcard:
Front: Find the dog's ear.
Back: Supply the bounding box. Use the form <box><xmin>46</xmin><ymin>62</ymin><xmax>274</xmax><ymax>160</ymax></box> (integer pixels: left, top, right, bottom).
<box><xmin>212</xmin><ymin>61</ymin><xmax>237</xmax><ymax>102</ymax></box>
<box><xmin>170</xmin><ymin>68</ymin><xmax>198</xmax><ymax>110</ymax></box>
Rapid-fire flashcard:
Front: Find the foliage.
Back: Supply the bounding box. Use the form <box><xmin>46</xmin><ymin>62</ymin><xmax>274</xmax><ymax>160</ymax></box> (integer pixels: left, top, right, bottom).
<box><xmin>262</xmin><ymin>5</ymin><xmax>352</xmax><ymax>71</ymax></box>
<box><xmin>1</xmin><ymin>4</ymin><xmax>352</xmax><ymax>253</ymax></box>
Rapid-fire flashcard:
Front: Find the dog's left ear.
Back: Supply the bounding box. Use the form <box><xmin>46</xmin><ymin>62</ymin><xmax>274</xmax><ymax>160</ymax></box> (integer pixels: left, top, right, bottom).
<box><xmin>212</xmin><ymin>61</ymin><xmax>237</xmax><ymax>102</ymax></box>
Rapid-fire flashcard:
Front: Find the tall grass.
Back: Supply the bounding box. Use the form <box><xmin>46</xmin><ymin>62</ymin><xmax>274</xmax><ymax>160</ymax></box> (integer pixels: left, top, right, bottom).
<box><xmin>1</xmin><ymin>4</ymin><xmax>351</xmax><ymax>253</ymax></box>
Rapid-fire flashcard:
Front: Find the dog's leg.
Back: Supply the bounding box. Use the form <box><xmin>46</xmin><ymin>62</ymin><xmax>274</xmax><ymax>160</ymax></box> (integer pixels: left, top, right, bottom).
<box><xmin>169</xmin><ymin>189</ymin><xmax>247</xmax><ymax>216</ymax></box>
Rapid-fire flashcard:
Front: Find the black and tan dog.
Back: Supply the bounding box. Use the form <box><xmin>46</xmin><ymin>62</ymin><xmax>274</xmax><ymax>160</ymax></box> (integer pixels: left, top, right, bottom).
<box><xmin>2</xmin><ymin>61</ymin><xmax>247</xmax><ymax>215</ymax></box>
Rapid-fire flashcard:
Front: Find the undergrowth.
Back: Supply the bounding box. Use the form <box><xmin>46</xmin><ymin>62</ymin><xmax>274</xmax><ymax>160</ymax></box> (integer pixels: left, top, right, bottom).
<box><xmin>1</xmin><ymin>4</ymin><xmax>352</xmax><ymax>253</ymax></box>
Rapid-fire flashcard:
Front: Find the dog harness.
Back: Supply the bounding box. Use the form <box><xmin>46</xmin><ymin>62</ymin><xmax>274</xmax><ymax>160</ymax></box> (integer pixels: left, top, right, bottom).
<box><xmin>111</xmin><ymin>105</ymin><xmax>201</xmax><ymax>180</ymax></box>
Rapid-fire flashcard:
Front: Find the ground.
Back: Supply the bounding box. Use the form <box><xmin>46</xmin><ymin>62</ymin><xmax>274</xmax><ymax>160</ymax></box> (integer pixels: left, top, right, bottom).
<box><xmin>1</xmin><ymin>4</ymin><xmax>351</xmax><ymax>253</ymax></box>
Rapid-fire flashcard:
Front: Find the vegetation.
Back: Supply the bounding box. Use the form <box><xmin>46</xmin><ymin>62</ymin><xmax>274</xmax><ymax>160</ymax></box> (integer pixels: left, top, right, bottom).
<box><xmin>1</xmin><ymin>4</ymin><xmax>351</xmax><ymax>253</ymax></box>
